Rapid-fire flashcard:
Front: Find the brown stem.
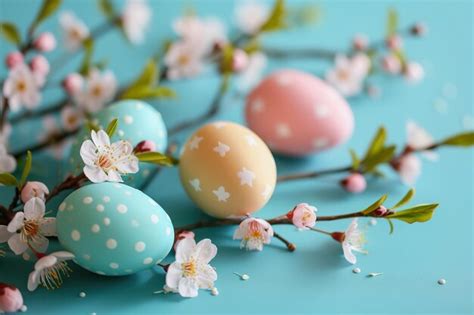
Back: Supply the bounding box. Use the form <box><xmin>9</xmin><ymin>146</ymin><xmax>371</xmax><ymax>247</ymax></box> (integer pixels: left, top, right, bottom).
<box><xmin>273</xmin><ymin>231</ymin><xmax>296</xmax><ymax>252</ymax></box>
<box><xmin>45</xmin><ymin>173</ymin><xmax>87</xmax><ymax>203</ymax></box>
<box><xmin>0</xmin><ymin>97</ymin><xmax>9</xmax><ymax>131</ymax></box>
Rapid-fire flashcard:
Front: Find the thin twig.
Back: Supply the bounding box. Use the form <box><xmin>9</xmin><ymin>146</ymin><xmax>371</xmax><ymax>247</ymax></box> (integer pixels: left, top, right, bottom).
<box><xmin>273</xmin><ymin>231</ymin><xmax>296</xmax><ymax>252</ymax></box>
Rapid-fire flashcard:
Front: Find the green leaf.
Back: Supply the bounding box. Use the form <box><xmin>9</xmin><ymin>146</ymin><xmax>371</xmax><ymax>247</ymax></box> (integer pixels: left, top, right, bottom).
<box><xmin>120</xmin><ymin>86</ymin><xmax>176</xmax><ymax>100</ymax></box>
<box><xmin>124</xmin><ymin>59</ymin><xmax>158</xmax><ymax>92</ymax></box>
<box><xmin>105</xmin><ymin>118</ymin><xmax>118</xmax><ymax>137</ymax></box>
<box><xmin>362</xmin><ymin>145</ymin><xmax>396</xmax><ymax>172</ymax></box>
<box><xmin>260</xmin><ymin>0</ymin><xmax>287</xmax><ymax>32</ymax></box>
<box><xmin>386</xmin><ymin>8</ymin><xmax>398</xmax><ymax>37</ymax></box>
<box><xmin>19</xmin><ymin>151</ymin><xmax>32</xmax><ymax>188</ymax></box>
<box><xmin>386</xmin><ymin>218</ymin><xmax>395</xmax><ymax>234</ymax></box>
<box><xmin>220</xmin><ymin>44</ymin><xmax>234</xmax><ymax>75</ymax></box>
<box><xmin>98</xmin><ymin>0</ymin><xmax>115</xmax><ymax>19</ymax></box>
<box><xmin>86</xmin><ymin>119</ymin><xmax>100</xmax><ymax>132</ymax></box>
<box><xmin>0</xmin><ymin>22</ymin><xmax>21</xmax><ymax>45</ymax></box>
<box><xmin>363</xmin><ymin>126</ymin><xmax>387</xmax><ymax>160</ymax></box>
<box><xmin>136</xmin><ymin>152</ymin><xmax>179</xmax><ymax>167</ymax></box>
<box><xmin>79</xmin><ymin>38</ymin><xmax>94</xmax><ymax>75</ymax></box>
<box><xmin>361</xmin><ymin>194</ymin><xmax>388</xmax><ymax>215</ymax></box>
<box><xmin>349</xmin><ymin>149</ymin><xmax>360</xmax><ymax>171</ymax></box>
<box><xmin>31</xmin><ymin>0</ymin><xmax>62</xmax><ymax>31</ymax></box>
<box><xmin>0</xmin><ymin>173</ymin><xmax>18</xmax><ymax>186</ymax></box>
<box><xmin>392</xmin><ymin>188</ymin><xmax>415</xmax><ymax>209</ymax></box>
<box><xmin>441</xmin><ymin>132</ymin><xmax>474</xmax><ymax>147</ymax></box>
<box><xmin>387</xmin><ymin>203</ymin><xmax>438</xmax><ymax>224</ymax></box>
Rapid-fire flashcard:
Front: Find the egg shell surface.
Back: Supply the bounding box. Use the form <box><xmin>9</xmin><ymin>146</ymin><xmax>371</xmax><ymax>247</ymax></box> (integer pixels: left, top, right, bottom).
<box><xmin>68</xmin><ymin>99</ymin><xmax>167</xmax><ymax>187</ymax></box>
<box><xmin>179</xmin><ymin>121</ymin><xmax>277</xmax><ymax>218</ymax></box>
<box><xmin>56</xmin><ymin>182</ymin><xmax>174</xmax><ymax>276</ymax></box>
<box><xmin>245</xmin><ymin>69</ymin><xmax>354</xmax><ymax>156</ymax></box>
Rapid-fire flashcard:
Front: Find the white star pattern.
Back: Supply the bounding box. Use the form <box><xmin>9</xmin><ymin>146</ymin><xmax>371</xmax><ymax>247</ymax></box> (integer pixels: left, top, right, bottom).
<box><xmin>276</xmin><ymin>123</ymin><xmax>292</xmax><ymax>139</ymax></box>
<box><xmin>213</xmin><ymin>186</ymin><xmax>230</xmax><ymax>202</ymax></box>
<box><xmin>238</xmin><ymin>167</ymin><xmax>256</xmax><ymax>187</ymax></box>
<box><xmin>314</xmin><ymin>104</ymin><xmax>330</xmax><ymax>119</ymax></box>
<box><xmin>213</xmin><ymin>122</ymin><xmax>227</xmax><ymax>129</ymax></box>
<box><xmin>276</xmin><ymin>74</ymin><xmax>292</xmax><ymax>86</ymax></box>
<box><xmin>189</xmin><ymin>178</ymin><xmax>201</xmax><ymax>191</ymax></box>
<box><xmin>261</xmin><ymin>184</ymin><xmax>272</xmax><ymax>199</ymax></box>
<box><xmin>246</xmin><ymin>135</ymin><xmax>257</xmax><ymax>146</ymax></box>
<box><xmin>313</xmin><ymin>138</ymin><xmax>329</xmax><ymax>149</ymax></box>
<box><xmin>251</xmin><ymin>98</ymin><xmax>265</xmax><ymax>113</ymax></box>
<box><xmin>213</xmin><ymin>141</ymin><xmax>230</xmax><ymax>157</ymax></box>
<box><xmin>189</xmin><ymin>136</ymin><xmax>203</xmax><ymax>150</ymax></box>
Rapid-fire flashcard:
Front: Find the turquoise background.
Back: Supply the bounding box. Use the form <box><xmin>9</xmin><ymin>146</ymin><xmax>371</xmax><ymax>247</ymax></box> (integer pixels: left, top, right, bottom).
<box><xmin>0</xmin><ymin>0</ymin><xmax>473</xmax><ymax>314</ymax></box>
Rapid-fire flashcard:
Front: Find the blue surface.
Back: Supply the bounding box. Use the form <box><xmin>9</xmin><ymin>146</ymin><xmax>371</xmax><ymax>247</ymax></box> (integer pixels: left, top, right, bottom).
<box><xmin>0</xmin><ymin>0</ymin><xmax>473</xmax><ymax>314</ymax></box>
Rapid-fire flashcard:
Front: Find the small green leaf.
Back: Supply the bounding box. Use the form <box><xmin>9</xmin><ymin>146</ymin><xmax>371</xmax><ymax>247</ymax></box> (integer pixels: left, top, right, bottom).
<box><xmin>387</xmin><ymin>203</ymin><xmax>438</xmax><ymax>224</ymax></box>
<box><xmin>361</xmin><ymin>194</ymin><xmax>388</xmax><ymax>215</ymax></box>
<box><xmin>386</xmin><ymin>218</ymin><xmax>395</xmax><ymax>234</ymax></box>
<box><xmin>386</xmin><ymin>8</ymin><xmax>398</xmax><ymax>37</ymax></box>
<box><xmin>79</xmin><ymin>38</ymin><xmax>94</xmax><ymax>75</ymax></box>
<box><xmin>136</xmin><ymin>152</ymin><xmax>179</xmax><ymax>167</ymax></box>
<box><xmin>260</xmin><ymin>0</ymin><xmax>287</xmax><ymax>32</ymax></box>
<box><xmin>86</xmin><ymin>120</ymin><xmax>100</xmax><ymax>132</ymax></box>
<box><xmin>392</xmin><ymin>188</ymin><xmax>415</xmax><ymax>209</ymax></box>
<box><xmin>441</xmin><ymin>132</ymin><xmax>474</xmax><ymax>147</ymax></box>
<box><xmin>363</xmin><ymin>126</ymin><xmax>387</xmax><ymax>160</ymax></box>
<box><xmin>0</xmin><ymin>22</ymin><xmax>21</xmax><ymax>45</ymax></box>
<box><xmin>349</xmin><ymin>149</ymin><xmax>360</xmax><ymax>171</ymax></box>
<box><xmin>362</xmin><ymin>145</ymin><xmax>396</xmax><ymax>172</ymax></box>
<box><xmin>120</xmin><ymin>86</ymin><xmax>176</xmax><ymax>100</ymax></box>
<box><xmin>220</xmin><ymin>44</ymin><xmax>235</xmax><ymax>75</ymax></box>
<box><xmin>242</xmin><ymin>39</ymin><xmax>261</xmax><ymax>54</ymax></box>
<box><xmin>0</xmin><ymin>173</ymin><xmax>18</xmax><ymax>186</ymax></box>
<box><xmin>19</xmin><ymin>151</ymin><xmax>32</xmax><ymax>188</ymax></box>
<box><xmin>105</xmin><ymin>118</ymin><xmax>118</xmax><ymax>137</ymax></box>
<box><xmin>31</xmin><ymin>0</ymin><xmax>62</xmax><ymax>31</ymax></box>
<box><xmin>98</xmin><ymin>0</ymin><xmax>115</xmax><ymax>19</ymax></box>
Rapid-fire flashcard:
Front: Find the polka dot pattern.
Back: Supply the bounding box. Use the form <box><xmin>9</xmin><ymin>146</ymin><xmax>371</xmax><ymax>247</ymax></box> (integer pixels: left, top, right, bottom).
<box><xmin>56</xmin><ymin>182</ymin><xmax>174</xmax><ymax>276</ymax></box>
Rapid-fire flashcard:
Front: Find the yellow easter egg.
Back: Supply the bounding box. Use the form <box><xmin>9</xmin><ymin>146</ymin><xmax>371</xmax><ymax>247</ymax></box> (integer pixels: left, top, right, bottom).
<box><xmin>179</xmin><ymin>121</ymin><xmax>277</xmax><ymax>218</ymax></box>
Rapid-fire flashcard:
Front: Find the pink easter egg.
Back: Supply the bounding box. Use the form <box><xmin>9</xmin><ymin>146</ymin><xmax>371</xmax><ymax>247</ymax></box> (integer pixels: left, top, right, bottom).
<box><xmin>245</xmin><ymin>69</ymin><xmax>354</xmax><ymax>156</ymax></box>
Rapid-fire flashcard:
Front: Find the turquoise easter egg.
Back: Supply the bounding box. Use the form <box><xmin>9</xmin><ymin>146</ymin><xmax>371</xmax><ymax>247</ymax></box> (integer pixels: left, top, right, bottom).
<box><xmin>56</xmin><ymin>182</ymin><xmax>174</xmax><ymax>276</ymax></box>
<box><xmin>68</xmin><ymin>99</ymin><xmax>167</xmax><ymax>188</ymax></box>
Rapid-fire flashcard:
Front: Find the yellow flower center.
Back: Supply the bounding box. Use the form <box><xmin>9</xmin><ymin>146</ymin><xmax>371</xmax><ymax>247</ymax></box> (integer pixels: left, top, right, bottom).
<box><xmin>41</xmin><ymin>261</ymin><xmax>73</xmax><ymax>290</ymax></box>
<box><xmin>182</xmin><ymin>259</ymin><xmax>197</xmax><ymax>278</ymax></box>
<box><xmin>178</xmin><ymin>54</ymin><xmax>190</xmax><ymax>66</ymax></box>
<box><xmin>337</xmin><ymin>69</ymin><xmax>350</xmax><ymax>81</ymax></box>
<box><xmin>97</xmin><ymin>154</ymin><xmax>114</xmax><ymax>171</ymax></box>
<box><xmin>16</xmin><ymin>80</ymin><xmax>27</xmax><ymax>92</ymax></box>
<box><xmin>22</xmin><ymin>220</ymin><xmax>40</xmax><ymax>239</ymax></box>
<box><xmin>91</xmin><ymin>85</ymin><xmax>103</xmax><ymax>97</ymax></box>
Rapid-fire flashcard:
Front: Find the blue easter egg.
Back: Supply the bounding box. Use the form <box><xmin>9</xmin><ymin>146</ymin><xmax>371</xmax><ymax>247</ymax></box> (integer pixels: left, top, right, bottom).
<box><xmin>68</xmin><ymin>99</ymin><xmax>167</xmax><ymax>187</ymax></box>
<box><xmin>56</xmin><ymin>182</ymin><xmax>174</xmax><ymax>276</ymax></box>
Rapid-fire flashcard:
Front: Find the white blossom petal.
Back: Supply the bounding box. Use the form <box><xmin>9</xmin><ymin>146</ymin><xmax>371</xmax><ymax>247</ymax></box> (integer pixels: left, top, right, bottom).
<box><xmin>8</xmin><ymin>233</ymin><xmax>28</xmax><ymax>255</ymax></box>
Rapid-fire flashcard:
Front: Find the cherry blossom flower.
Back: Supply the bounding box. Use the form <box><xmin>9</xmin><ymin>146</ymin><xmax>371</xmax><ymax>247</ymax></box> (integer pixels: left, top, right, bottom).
<box><xmin>33</xmin><ymin>32</ymin><xmax>56</xmax><ymax>52</ymax></box>
<box><xmin>233</xmin><ymin>217</ymin><xmax>273</xmax><ymax>251</ymax></box>
<box><xmin>332</xmin><ymin>218</ymin><xmax>367</xmax><ymax>264</ymax></box>
<box><xmin>30</xmin><ymin>55</ymin><xmax>50</xmax><ymax>85</ymax></box>
<box><xmin>287</xmin><ymin>203</ymin><xmax>317</xmax><ymax>230</ymax></box>
<box><xmin>406</xmin><ymin>121</ymin><xmax>435</xmax><ymax>151</ymax></box>
<box><xmin>0</xmin><ymin>198</ymin><xmax>56</xmax><ymax>255</ymax></box>
<box><xmin>0</xmin><ymin>283</ymin><xmax>24</xmax><ymax>313</ymax></box>
<box><xmin>2</xmin><ymin>63</ymin><xmax>41</xmax><ymax>111</ymax></box>
<box><xmin>62</xmin><ymin>73</ymin><xmax>83</xmax><ymax>95</ymax></box>
<box><xmin>404</xmin><ymin>62</ymin><xmax>424</xmax><ymax>83</ymax></box>
<box><xmin>232</xmin><ymin>49</ymin><xmax>249</xmax><ymax>72</ymax></box>
<box><xmin>393</xmin><ymin>154</ymin><xmax>422</xmax><ymax>185</ymax></box>
<box><xmin>27</xmin><ymin>251</ymin><xmax>74</xmax><ymax>291</ymax></box>
<box><xmin>164</xmin><ymin>41</ymin><xmax>205</xmax><ymax>80</ymax></box>
<box><xmin>5</xmin><ymin>51</ymin><xmax>23</xmax><ymax>69</ymax></box>
<box><xmin>20</xmin><ymin>181</ymin><xmax>49</xmax><ymax>203</ymax></box>
<box><xmin>121</xmin><ymin>0</ymin><xmax>152</xmax><ymax>44</ymax></box>
<box><xmin>386</xmin><ymin>35</ymin><xmax>403</xmax><ymax>50</ymax></box>
<box><xmin>166</xmin><ymin>238</ymin><xmax>217</xmax><ymax>298</ymax></box>
<box><xmin>325</xmin><ymin>54</ymin><xmax>370</xmax><ymax>97</ymax></box>
<box><xmin>80</xmin><ymin>130</ymin><xmax>139</xmax><ymax>183</ymax></box>
<box><xmin>74</xmin><ymin>69</ymin><xmax>117</xmax><ymax>113</ymax></box>
<box><xmin>0</xmin><ymin>144</ymin><xmax>16</xmax><ymax>174</ymax></box>
<box><xmin>60</xmin><ymin>105</ymin><xmax>83</xmax><ymax>132</ymax></box>
<box><xmin>236</xmin><ymin>52</ymin><xmax>267</xmax><ymax>91</ymax></box>
<box><xmin>173</xmin><ymin>230</ymin><xmax>195</xmax><ymax>251</ymax></box>
<box><xmin>59</xmin><ymin>11</ymin><xmax>90</xmax><ymax>51</ymax></box>
<box><xmin>0</xmin><ymin>124</ymin><xmax>12</xmax><ymax>146</ymax></box>
<box><xmin>340</xmin><ymin>173</ymin><xmax>367</xmax><ymax>193</ymax></box>
<box><xmin>235</xmin><ymin>1</ymin><xmax>270</xmax><ymax>35</ymax></box>
<box><xmin>381</xmin><ymin>54</ymin><xmax>402</xmax><ymax>74</ymax></box>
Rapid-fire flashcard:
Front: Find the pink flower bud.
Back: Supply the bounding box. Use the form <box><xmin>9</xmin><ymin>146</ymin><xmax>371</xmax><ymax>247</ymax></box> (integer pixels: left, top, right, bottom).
<box><xmin>352</xmin><ymin>34</ymin><xmax>368</xmax><ymax>51</ymax></box>
<box><xmin>173</xmin><ymin>231</ymin><xmax>195</xmax><ymax>251</ymax></box>
<box><xmin>386</xmin><ymin>35</ymin><xmax>403</xmax><ymax>50</ymax></box>
<box><xmin>21</xmin><ymin>181</ymin><xmax>49</xmax><ymax>203</ymax></box>
<box><xmin>5</xmin><ymin>51</ymin><xmax>23</xmax><ymax>69</ymax></box>
<box><xmin>404</xmin><ymin>62</ymin><xmax>424</xmax><ymax>83</ymax></box>
<box><xmin>0</xmin><ymin>283</ymin><xmax>24</xmax><ymax>313</ymax></box>
<box><xmin>340</xmin><ymin>173</ymin><xmax>367</xmax><ymax>193</ymax></box>
<box><xmin>410</xmin><ymin>23</ymin><xmax>427</xmax><ymax>37</ymax></box>
<box><xmin>381</xmin><ymin>54</ymin><xmax>402</xmax><ymax>74</ymax></box>
<box><xmin>134</xmin><ymin>140</ymin><xmax>156</xmax><ymax>153</ymax></box>
<box><xmin>33</xmin><ymin>32</ymin><xmax>56</xmax><ymax>52</ymax></box>
<box><xmin>232</xmin><ymin>49</ymin><xmax>249</xmax><ymax>72</ymax></box>
<box><xmin>30</xmin><ymin>55</ymin><xmax>50</xmax><ymax>76</ymax></box>
<box><xmin>288</xmin><ymin>203</ymin><xmax>317</xmax><ymax>229</ymax></box>
<box><xmin>62</xmin><ymin>73</ymin><xmax>83</xmax><ymax>95</ymax></box>
<box><xmin>373</xmin><ymin>205</ymin><xmax>388</xmax><ymax>216</ymax></box>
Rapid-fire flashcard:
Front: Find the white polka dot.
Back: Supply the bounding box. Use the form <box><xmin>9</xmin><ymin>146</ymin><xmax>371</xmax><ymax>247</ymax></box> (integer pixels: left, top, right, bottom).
<box><xmin>114</xmin><ymin>184</ymin><xmax>121</xmax><ymax>188</ymax></box>
<box><xmin>109</xmin><ymin>263</ymin><xmax>119</xmax><ymax>269</ymax></box>
<box><xmin>96</xmin><ymin>204</ymin><xmax>104</xmax><ymax>212</ymax></box>
<box><xmin>125</xmin><ymin>191</ymin><xmax>132</xmax><ymax>196</ymax></box>
<box><xmin>135</xmin><ymin>242</ymin><xmax>146</xmax><ymax>252</ymax></box>
<box><xmin>103</xmin><ymin>217</ymin><xmax>111</xmax><ymax>226</ymax></box>
<box><xmin>166</xmin><ymin>227</ymin><xmax>172</xmax><ymax>236</ymax></box>
<box><xmin>117</xmin><ymin>204</ymin><xmax>128</xmax><ymax>214</ymax></box>
<box><xmin>91</xmin><ymin>224</ymin><xmax>100</xmax><ymax>233</ymax></box>
<box><xmin>124</xmin><ymin>115</ymin><xmax>133</xmax><ymax>124</ymax></box>
<box><xmin>83</xmin><ymin>197</ymin><xmax>93</xmax><ymax>204</ymax></box>
<box><xmin>151</xmin><ymin>214</ymin><xmax>159</xmax><ymax>224</ymax></box>
<box><xmin>83</xmin><ymin>254</ymin><xmax>91</xmax><ymax>260</ymax></box>
<box><xmin>71</xmin><ymin>230</ymin><xmax>81</xmax><ymax>241</ymax></box>
<box><xmin>118</xmin><ymin>130</ymin><xmax>125</xmax><ymax>137</ymax></box>
<box><xmin>106</xmin><ymin>239</ymin><xmax>117</xmax><ymax>249</ymax></box>
<box><xmin>143</xmin><ymin>257</ymin><xmax>153</xmax><ymax>265</ymax></box>
<box><xmin>131</xmin><ymin>220</ymin><xmax>139</xmax><ymax>227</ymax></box>
<box><xmin>67</xmin><ymin>204</ymin><xmax>74</xmax><ymax>211</ymax></box>
<box><xmin>103</xmin><ymin>196</ymin><xmax>110</xmax><ymax>203</ymax></box>
<box><xmin>59</xmin><ymin>202</ymin><xmax>66</xmax><ymax>212</ymax></box>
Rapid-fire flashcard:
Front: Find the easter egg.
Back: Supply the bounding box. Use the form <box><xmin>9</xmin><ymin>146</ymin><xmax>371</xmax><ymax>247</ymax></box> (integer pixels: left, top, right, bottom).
<box><xmin>68</xmin><ymin>100</ymin><xmax>167</xmax><ymax>187</ymax></box>
<box><xmin>179</xmin><ymin>121</ymin><xmax>276</xmax><ymax>218</ymax></box>
<box><xmin>56</xmin><ymin>182</ymin><xmax>174</xmax><ymax>276</ymax></box>
<box><xmin>245</xmin><ymin>69</ymin><xmax>354</xmax><ymax>156</ymax></box>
